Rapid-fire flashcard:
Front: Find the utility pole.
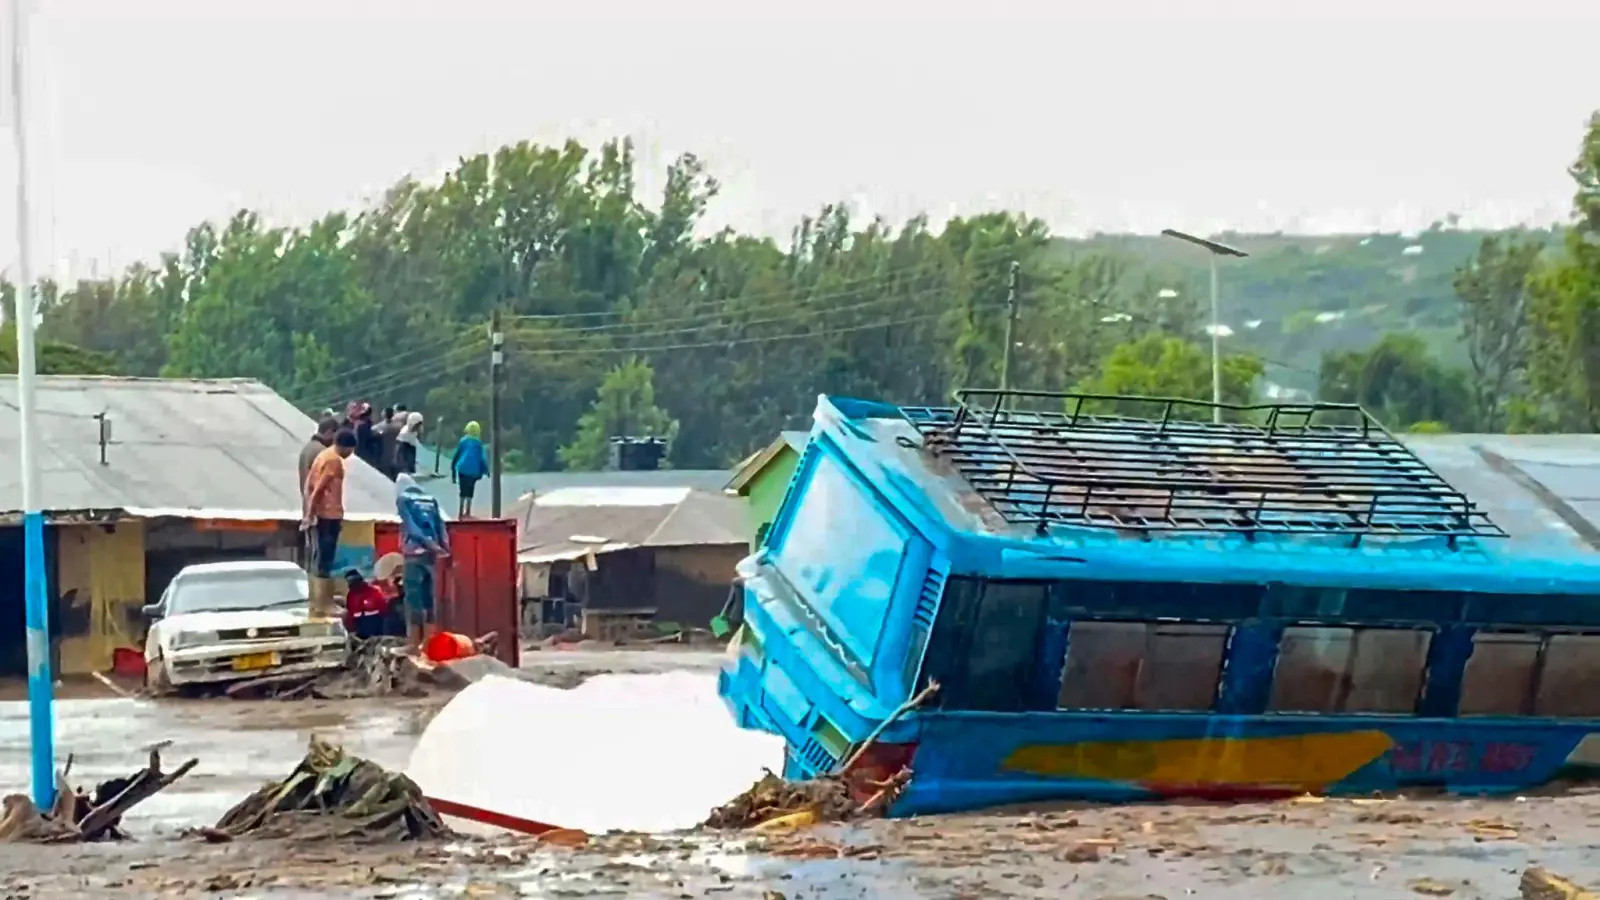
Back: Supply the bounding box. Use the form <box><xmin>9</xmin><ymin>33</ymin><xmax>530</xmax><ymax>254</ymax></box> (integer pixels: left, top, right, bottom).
<box><xmin>1208</xmin><ymin>256</ymin><xmax>1221</xmax><ymax>425</ymax></box>
<box><xmin>489</xmin><ymin>310</ymin><xmax>504</xmax><ymax>517</ymax></box>
<box><xmin>1000</xmin><ymin>260</ymin><xmax>1019</xmax><ymax>390</ymax></box>
<box><xmin>10</xmin><ymin>0</ymin><xmax>55</xmax><ymax>810</ymax></box>
<box><xmin>1159</xmin><ymin>230</ymin><xmax>1249</xmax><ymax>424</ymax></box>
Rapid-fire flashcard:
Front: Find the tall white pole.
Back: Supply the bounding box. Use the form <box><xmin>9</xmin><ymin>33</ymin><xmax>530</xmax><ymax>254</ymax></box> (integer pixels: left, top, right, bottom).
<box><xmin>10</xmin><ymin>0</ymin><xmax>55</xmax><ymax>809</ymax></box>
<box><xmin>1209</xmin><ymin>254</ymin><xmax>1221</xmax><ymax>424</ymax></box>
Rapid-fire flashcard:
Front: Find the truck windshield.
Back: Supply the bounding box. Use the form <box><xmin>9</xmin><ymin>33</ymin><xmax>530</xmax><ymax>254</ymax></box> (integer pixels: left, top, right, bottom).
<box><xmin>170</xmin><ymin>570</ymin><xmax>309</xmax><ymax>615</ymax></box>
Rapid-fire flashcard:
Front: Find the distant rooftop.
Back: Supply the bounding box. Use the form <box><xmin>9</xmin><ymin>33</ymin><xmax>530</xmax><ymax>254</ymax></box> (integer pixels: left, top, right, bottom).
<box><xmin>415</xmin><ymin>467</ymin><xmax>731</xmax><ymax>513</ymax></box>
<box><xmin>512</xmin><ymin>486</ymin><xmax>746</xmax><ymax>564</ymax></box>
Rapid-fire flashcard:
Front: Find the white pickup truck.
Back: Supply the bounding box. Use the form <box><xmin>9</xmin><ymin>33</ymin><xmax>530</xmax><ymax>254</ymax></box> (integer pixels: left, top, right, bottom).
<box><xmin>142</xmin><ymin>560</ymin><xmax>350</xmax><ymax>692</ymax></box>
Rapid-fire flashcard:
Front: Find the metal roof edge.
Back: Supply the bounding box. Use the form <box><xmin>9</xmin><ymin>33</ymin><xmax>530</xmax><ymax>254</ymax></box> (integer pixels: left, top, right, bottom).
<box><xmin>0</xmin><ymin>507</ymin><xmax>401</xmax><ymax>525</ymax></box>
<box><xmin>724</xmin><ymin>437</ymin><xmax>792</xmax><ymax>494</ymax></box>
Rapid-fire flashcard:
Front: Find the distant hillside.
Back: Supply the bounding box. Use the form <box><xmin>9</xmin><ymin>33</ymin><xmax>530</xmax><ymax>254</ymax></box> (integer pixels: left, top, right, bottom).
<box><xmin>1048</xmin><ymin>226</ymin><xmax>1564</xmax><ymax>390</ymax></box>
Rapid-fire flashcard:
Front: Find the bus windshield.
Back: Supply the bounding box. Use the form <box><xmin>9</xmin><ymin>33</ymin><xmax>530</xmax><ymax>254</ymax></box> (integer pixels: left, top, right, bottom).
<box><xmin>769</xmin><ymin>453</ymin><xmax>910</xmax><ymax>669</ymax></box>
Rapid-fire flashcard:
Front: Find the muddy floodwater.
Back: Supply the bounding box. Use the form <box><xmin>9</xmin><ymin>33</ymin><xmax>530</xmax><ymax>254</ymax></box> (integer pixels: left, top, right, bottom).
<box><xmin>3</xmin><ymin>648</ymin><xmax>1600</xmax><ymax>898</ymax></box>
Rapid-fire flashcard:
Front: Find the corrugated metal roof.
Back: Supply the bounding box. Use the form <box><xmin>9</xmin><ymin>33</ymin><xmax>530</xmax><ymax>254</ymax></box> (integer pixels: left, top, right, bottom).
<box><xmin>536</xmin><ymin>486</ymin><xmax>693</xmax><ymax>508</ymax></box>
<box><xmin>513</xmin><ymin>487</ymin><xmax>747</xmax><ymax>563</ymax></box>
<box><xmin>1402</xmin><ymin>434</ymin><xmax>1600</xmax><ymax>554</ymax></box>
<box><xmin>0</xmin><ymin>376</ymin><xmax>397</xmax><ymax>522</ymax></box>
<box><xmin>415</xmin><ymin>467</ymin><xmax>730</xmax><ymax>513</ymax></box>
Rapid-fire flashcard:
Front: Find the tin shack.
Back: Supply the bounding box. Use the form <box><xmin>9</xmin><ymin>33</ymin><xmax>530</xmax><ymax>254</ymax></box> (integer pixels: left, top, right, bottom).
<box><xmin>0</xmin><ymin>375</ymin><xmax>397</xmax><ymax>678</ymax></box>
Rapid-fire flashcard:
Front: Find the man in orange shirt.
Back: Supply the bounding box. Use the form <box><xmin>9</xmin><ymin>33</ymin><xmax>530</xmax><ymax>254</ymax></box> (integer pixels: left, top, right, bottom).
<box><xmin>303</xmin><ymin>429</ymin><xmax>357</xmax><ymax>618</ymax></box>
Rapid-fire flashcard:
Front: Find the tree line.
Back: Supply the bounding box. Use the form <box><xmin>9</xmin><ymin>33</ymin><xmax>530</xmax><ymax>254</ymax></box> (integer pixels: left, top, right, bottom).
<box><xmin>6</xmin><ymin>115</ymin><xmax>1600</xmax><ymax>470</ymax></box>
<box><xmin>1318</xmin><ymin>111</ymin><xmax>1600</xmax><ymax>433</ymax></box>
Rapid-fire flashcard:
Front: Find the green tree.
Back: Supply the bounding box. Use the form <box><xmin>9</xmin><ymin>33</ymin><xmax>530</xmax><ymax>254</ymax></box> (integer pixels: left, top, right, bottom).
<box><xmin>0</xmin><ymin>320</ymin><xmax>119</xmax><ymax>375</ymax></box>
<box><xmin>1072</xmin><ymin>334</ymin><xmax>1265</xmax><ymax>418</ymax></box>
<box><xmin>1318</xmin><ymin>333</ymin><xmax>1473</xmax><ymax>431</ymax></box>
<box><xmin>559</xmin><ymin>358</ymin><xmax>680</xmax><ymax>470</ymax></box>
<box><xmin>1452</xmin><ymin>232</ymin><xmax>1542</xmax><ymax>431</ymax></box>
<box><xmin>1519</xmin><ymin>111</ymin><xmax>1600</xmax><ymax>432</ymax></box>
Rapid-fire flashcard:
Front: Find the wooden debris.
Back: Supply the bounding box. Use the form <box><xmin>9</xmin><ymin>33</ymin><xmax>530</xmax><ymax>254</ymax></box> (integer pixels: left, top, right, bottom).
<box><xmin>0</xmin><ymin>742</ymin><xmax>196</xmax><ymax>844</ymax></box>
<box><xmin>1521</xmin><ymin>868</ymin><xmax>1600</xmax><ymax>900</ymax></box>
<box><xmin>703</xmin><ymin>772</ymin><xmax>857</xmax><ymax>830</ymax></box>
<box><xmin>210</xmin><ymin>736</ymin><xmax>451</xmax><ymax>843</ymax></box>
<box><xmin>1465</xmin><ymin>818</ymin><xmax>1519</xmax><ymax>841</ymax></box>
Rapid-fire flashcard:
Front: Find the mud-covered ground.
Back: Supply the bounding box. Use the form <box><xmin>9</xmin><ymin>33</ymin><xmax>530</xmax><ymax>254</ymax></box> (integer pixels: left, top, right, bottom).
<box><xmin>6</xmin><ymin>791</ymin><xmax>1600</xmax><ymax>898</ymax></box>
<box><xmin>3</xmin><ymin>648</ymin><xmax>1598</xmax><ymax>898</ymax></box>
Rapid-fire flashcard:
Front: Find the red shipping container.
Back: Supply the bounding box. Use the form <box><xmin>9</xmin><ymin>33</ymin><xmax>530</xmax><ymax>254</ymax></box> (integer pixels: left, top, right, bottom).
<box><xmin>376</xmin><ymin>518</ymin><xmax>520</xmax><ymax>668</ymax></box>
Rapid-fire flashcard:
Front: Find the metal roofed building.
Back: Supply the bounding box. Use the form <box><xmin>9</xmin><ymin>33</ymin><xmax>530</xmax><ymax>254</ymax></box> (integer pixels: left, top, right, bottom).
<box><xmin>0</xmin><ymin>375</ymin><xmax>398</xmax><ymax>679</ymax></box>
<box><xmin>724</xmin><ymin>430</ymin><xmax>811</xmax><ymax>548</ymax></box>
<box><xmin>414</xmin><ymin>466</ymin><xmax>731</xmax><ymax>518</ymax></box>
<box><xmin>0</xmin><ymin>376</ymin><xmax>396</xmax><ymax>521</ymax></box>
<box><xmin>511</xmin><ymin>485</ymin><xmax>748</xmax><ymax>637</ymax></box>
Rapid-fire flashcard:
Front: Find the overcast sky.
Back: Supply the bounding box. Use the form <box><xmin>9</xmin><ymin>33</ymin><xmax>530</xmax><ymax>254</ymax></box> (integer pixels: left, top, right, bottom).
<box><xmin>3</xmin><ymin>0</ymin><xmax>1596</xmax><ymax>282</ymax></box>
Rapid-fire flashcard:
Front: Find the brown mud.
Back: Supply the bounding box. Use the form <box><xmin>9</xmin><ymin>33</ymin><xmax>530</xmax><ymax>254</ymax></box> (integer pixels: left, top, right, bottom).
<box><xmin>3</xmin><ymin>650</ymin><xmax>1598</xmax><ymax>897</ymax></box>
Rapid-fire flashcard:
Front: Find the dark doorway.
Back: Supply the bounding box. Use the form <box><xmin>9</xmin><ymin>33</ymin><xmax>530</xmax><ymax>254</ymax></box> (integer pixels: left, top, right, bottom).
<box><xmin>0</xmin><ymin>527</ymin><xmax>23</xmax><ymax>677</ymax></box>
<box><xmin>0</xmin><ymin>525</ymin><xmax>59</xmax><ymax>679</ymax></box>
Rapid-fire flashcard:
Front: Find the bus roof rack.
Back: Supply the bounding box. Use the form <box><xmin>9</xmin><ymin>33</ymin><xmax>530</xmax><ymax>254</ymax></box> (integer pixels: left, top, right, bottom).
<box><xmin>903</xmin><ymin>388</ymin><xmax>1507</xmax><ymax>548</ymax></box>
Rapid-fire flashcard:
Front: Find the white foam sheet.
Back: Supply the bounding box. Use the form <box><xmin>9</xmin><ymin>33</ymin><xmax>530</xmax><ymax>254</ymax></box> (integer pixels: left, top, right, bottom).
<box><xmin>405</xmin><ymin>671</ymin><xmax>786</xmax><ymax>834</ymax></box>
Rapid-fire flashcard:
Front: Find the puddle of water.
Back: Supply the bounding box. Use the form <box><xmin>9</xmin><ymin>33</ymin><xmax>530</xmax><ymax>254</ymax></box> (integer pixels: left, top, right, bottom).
<box><xmin>0</xmin><ymin>695</ymin><xmax>427</xmax><ymax>833</ymax></box>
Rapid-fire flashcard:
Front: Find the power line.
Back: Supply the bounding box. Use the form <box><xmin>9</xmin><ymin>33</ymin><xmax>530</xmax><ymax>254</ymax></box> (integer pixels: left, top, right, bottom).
<box><xmin>335</xmin><ymin>351</ymin><xmax>489</xmax><ymax>411</ymax></box>
<box><xmin>300</xmin><ymin>336</ymin><xmax>489</xmax><ymax>412</ymax></box>
<box><xmin>505</xmin><ymin>242</ymin><xmax>1024</xmax><ymax>327</ymax></box>
<box><xmin>512</xmin><ymin>303</ymin><xmax>994</xmax><ymax>358</ymax></box>
<box><xmin>511</xmin><ymin>289</ymin><xmax>949</xmax><ymax>350</ymax></box>
<box><xmin>507</xmin><ymin>268</ymin><xmax>946</xmax><ymax>344</ymax></box>
<box><xmin>289</xmin><ymin>320</ymin><xmax>488</xmax><ymax>403</ymax></box>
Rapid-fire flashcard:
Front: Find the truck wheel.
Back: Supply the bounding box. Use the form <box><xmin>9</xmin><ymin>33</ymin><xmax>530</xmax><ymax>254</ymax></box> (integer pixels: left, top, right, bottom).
<box><xmin>145</xmin><ymin>657</ymin><xmax>173</xmax><ymax>696</ymax></box>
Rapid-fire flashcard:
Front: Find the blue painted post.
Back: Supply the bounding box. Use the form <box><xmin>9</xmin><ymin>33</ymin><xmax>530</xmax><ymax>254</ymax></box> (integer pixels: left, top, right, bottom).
<box><xmin>10</xmin><ymin>0</ymin><xmax>55</xmax><ymax>809</ymax></box>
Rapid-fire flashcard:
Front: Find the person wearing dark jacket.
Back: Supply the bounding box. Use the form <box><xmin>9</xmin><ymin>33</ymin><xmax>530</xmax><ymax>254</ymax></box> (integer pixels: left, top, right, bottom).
<box><xmin>352</xmin><ymin>403</ymin><xmax>383</xmax><ymax>470</ymax></box>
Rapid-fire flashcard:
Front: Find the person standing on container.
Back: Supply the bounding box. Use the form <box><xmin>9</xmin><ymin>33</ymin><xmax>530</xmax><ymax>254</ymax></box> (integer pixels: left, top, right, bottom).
<box><xmin>304</xmin><ymin>429</ymin><xmax>358</xmax><ymax>619</ymax></box>
<box><xmin>451</xmin><ymin>421</ymin><xmax>489</xmax><ymax>518</ymax></box>
<box><xmin>298</xmin><ymin>416</ymin><xmax>339</xmax><ymax>567</ymax></box>
<box><xmin>396</xmin><ymin>411</ymin><xmax>426</xmax><ymax>476</ymax></box>
<box><xmin>395</xmin><ymin>473</ymin><xmax>449</xmax><ymax>650</ymax></box>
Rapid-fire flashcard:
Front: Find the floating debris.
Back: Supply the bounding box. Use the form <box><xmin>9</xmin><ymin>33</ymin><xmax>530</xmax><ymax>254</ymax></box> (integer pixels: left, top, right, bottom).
<box><xmin>1521</xmin><ymin>868</ymin><xmax>1599</xmax><ymax>900</ymax></box>
<box><xmin>702</xmin><ymin>765</ymin><xmax>911</xmax><ymax>831</ymax></box>
<box><xmin>703</xmin><ymin>771</ymin><xmax>856</xmax><ymax>830</ymax></box>
<box><xmin>0</xmin><ymin>742</ymin><xmax>197</xmax><ymax>843</ymax></box>
<box><xmin>209</xmin><ymin>736</ymin><xmax>451</xmax><ymax>842</ymax></box>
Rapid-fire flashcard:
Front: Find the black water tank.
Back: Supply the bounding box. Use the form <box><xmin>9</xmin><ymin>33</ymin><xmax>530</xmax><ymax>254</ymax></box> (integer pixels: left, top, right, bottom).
<box><xmin>608</xmin><ymin>436</ymin><xmax>667</xmax><ymax>471</ymax></box>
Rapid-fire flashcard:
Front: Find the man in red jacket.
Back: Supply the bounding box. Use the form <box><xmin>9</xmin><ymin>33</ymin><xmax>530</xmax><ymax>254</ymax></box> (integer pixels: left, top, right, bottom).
<box><xmin>342</xmin><ymin>569</ymin><xmax>390</xmax><ymax>640</ymax></box>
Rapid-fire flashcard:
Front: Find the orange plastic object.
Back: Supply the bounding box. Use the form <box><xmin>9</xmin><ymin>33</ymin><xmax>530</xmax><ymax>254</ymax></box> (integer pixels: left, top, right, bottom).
<box><xmin>424</xmin><ymin>631</ymin><xmax>477</xmax><ymax>664</ymax></box>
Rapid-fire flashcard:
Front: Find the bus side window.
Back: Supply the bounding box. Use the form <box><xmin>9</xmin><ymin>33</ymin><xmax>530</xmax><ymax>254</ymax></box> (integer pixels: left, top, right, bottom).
<box><xmin>1459</xmin><ymin>632</ymin><xmax>1541</xmax><ymax>716</ymax></box>
<box><xmin>1140</xmin><ymin>624</ymin><xmax>1230</xmax><ymax>711</ymax></box>
<box><xmin>1057</xmin><ymin>621</ymin><xmax>1229</xmax><ymax>712</ymax></box>
<box><xmin>1059</xmin><ymin>621</ymin><xmax>1146</xmax><ymax>709</ymax></box>
<box><xmin>1269</xmin><ymin>626</ymin><xmax>1432</xmax><ymax>714</ymax></box>
<box><xmin>961</xmin><ymin>582</ymin><xmax>1048</xmax><ymax>712</ymax></box>
<box><xmin>1535</xmin><ymin>634</ymin><xmax>1600</xmax><ymax>718</ymax></box>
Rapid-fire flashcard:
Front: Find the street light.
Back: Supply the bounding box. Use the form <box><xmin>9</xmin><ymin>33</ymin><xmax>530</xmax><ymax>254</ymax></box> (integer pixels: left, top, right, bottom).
<box><xmin>10</xmin><ymin>0</ymin><xmax>54</xmax><ymax>809</ymax></box>
<box><xmin>1160</xmin><ymin>229</ymin><xmax>1249</xmax><ymax>423</ymax></box>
